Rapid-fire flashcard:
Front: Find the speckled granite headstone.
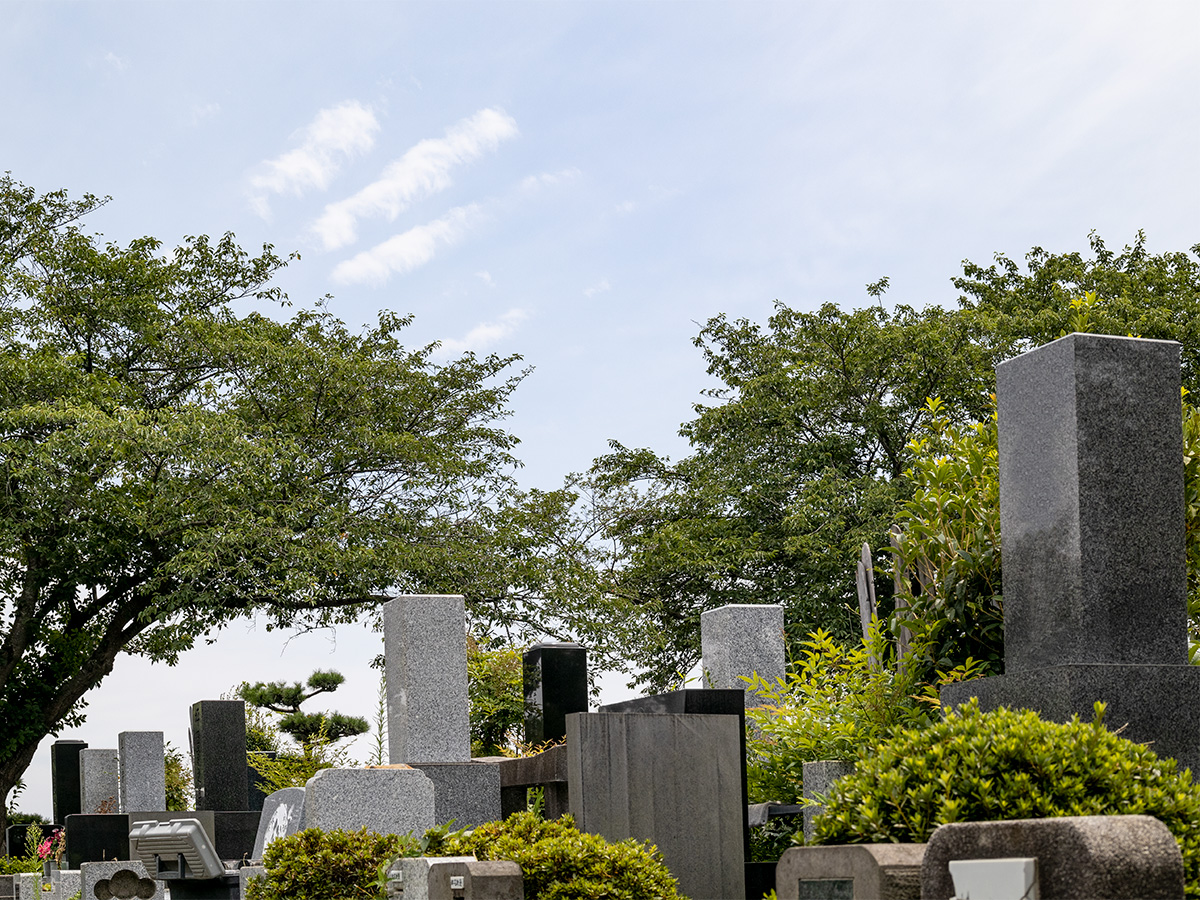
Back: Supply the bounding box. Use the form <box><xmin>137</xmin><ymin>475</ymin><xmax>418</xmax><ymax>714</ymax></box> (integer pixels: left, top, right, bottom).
<box><xmin>80</xmin><ymin>749</ymin><xmax>120</xmax><ymax>815</ymax></box>
<box><xmin>384</xmin><ymin>595</ymin><xmax>470</xmax><ymax>763</ymax></box>
<box><xmin>117</xmin><ymin>732</ymin><xmax>165</xmax><ymax>813</ymax></box>
<box><xmin>251</xmin><ymin>787</ymin><xmax>306</xmax><ymax>859</ymax></box>
<box><xmin>942</xmin><ymin>334</ymin><xmax>1200</xmax><ymax>772</ymax></box>
<box><xmin>189</xmin><ymin>700</ymin><xmax>248</xmax><ymax>811</ymax></box>
<box><xmin>700</xmin><ymin>604</ymin><xmax>785</xmax><ymax>703</ymax></box>
<box><xmin>303</xmin><ymin>767</ymin><xmax>435</xmax><ymax>836</ymax></box>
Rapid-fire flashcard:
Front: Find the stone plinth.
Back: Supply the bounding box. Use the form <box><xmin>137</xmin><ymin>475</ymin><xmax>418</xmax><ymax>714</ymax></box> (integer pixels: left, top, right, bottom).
<box><xmin>775</xmin><ymin>844</ymin><xmax>924</xmax><ymax>900</ymax></box>
<box><xmin>118</xmin><ymin>732</ymin><xmax>166</xmax><ymax>813</ymax></box>
<box><xmin>922</xmin><ymin>815</ymin><xmax>1182</xmax><ymax>900</ymax></box>
<box><xmin>567</xmin><ymin>712</ymin><xmax>743</xmax><ymax>900</ymax></box>
<box><xmin>384</xmin><ymin>595</ymin><xmax>470</xmax><ymax>763</ymax></box>
<box><xmin>700</xmin><ymin>603</ymin><xmax>785</xmax><ymax>702</ymax></box>
<box><xmin>303</xmin><ymin>767</ymin><xmax>435</xmax><ymax>836</ymax></box>
<box><xmin>189</xmin><ymin>700</ymin><xmax>248</xmax><ymax>811</ymax></box>
<box><xmin>522</xmin><ymin>642</ymin><xmax>588</xmax><ymax>745</ymax></box>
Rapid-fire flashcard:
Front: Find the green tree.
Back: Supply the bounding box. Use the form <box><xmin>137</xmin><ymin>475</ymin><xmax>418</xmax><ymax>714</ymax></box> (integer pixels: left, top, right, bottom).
<box><xmin>239</xmin><ymin>670</ymin><xmax>368</xmax><ymax>748</ymax></box>
<box><xmin>0</xmin><ymin>175</ymin><xmax>530</xmax><ymax>834</ymax></box>
<box><xmin>466</xmin><ymin>636</ymin><xmax>524</xmax><ymax>756</ymax></box>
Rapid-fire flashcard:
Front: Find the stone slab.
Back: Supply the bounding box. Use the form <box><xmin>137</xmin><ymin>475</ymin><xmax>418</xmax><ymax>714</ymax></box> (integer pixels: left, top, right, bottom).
<box><xmin>775</xmin><ymin>844</ymin><xmax>925</xmax><ymax>900</ymax></box>
<box><xmin>396</xmin><ymin>857</ymin><xmax>476</xmax><ymax>900</ymax></box>
<box><xmin>190</xmin><ymin>700</ymin><xmax>249</xmax><ymax>811</ymax></box>
<box><xmin>700</xmin><ymin>604</ymin><xmax>786</xmax><ymax>702</ymax></box>
<box><xmin>384</xmin><ymin>595</ymin><xmax>470</xmax><ymax>763</ymax></box>
<box><xmin>80</xmin><ymin>860</ymin><xmax>164</xmax><ymax>900</ymax></box>
<box><xmin>118</xmin><ymin>732</ymin><xmax>166</xmax><ymax>813</ymax></box>
<box><xmin>996</xmin><ymin>334</ymin><xmax>1186</xmax><ymax>671</ymax></box>
<box><xmin>522</xmin><ymin>643</ymin><xmax>588</xmax><ymax>745</ymax></box>
<box><xmin>941</xmin><ymin>663</ymin><xmax>1200</xmax><ymax>773</ymax></box>
<box><xmin>251</xmin><ymin>787</ymin><xmax>306</xmax><ymax>860</ymax></box>
<box><xmin>802</xmin><ymin>760</ymin><xmax>855</xmax><ymax>842</ymax></box>
<box><xmin>80</xmin><ymin>749</ymin><xmax>120</xmax><ymax>815</ymax></box>
<box><xmin>303</xmin><ymin>767</ymin><xmax>435</xmax><ymax>837</ymax></box>
<box><xmin>51</xmin><ymin>740</ymin><xmax>88</xmax><ymax>823</ymax></box>
<box><xmin>213</xmin><ymin>810</ymin><xmax>260</xmax><ymax>862</ymax></box>
<box><xmin>922</xmin><ymin>815</ymin><xmax>1183</xmax><ymax>900</ymax></box>
<box><xmin>567</xmin><ymin>711</ymin><xmax>744</xmax><ymax>900</ymax></box>
<box><xmin>410</xmin><ymin>762</ymin><xmax>502</xmax><ymax>828</ymax></box>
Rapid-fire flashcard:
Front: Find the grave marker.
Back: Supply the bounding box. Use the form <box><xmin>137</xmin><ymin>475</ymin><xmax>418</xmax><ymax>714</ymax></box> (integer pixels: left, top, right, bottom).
<box><xmin>700</xmin><ymin>604</ymin><xmax>785</xmax><ymax>703</ymax></box>
<box><xmin>189</xmin><ymin>700</ymin><xmax>248</xmax><ymax>811</ymax></box>
<box><xmin>522</xmin><ymin>642</ymin><xmax>588</xmax><ymax>745</ymax></box>
<box><xmin>118</xmin><ymin>732</ymin><xmax>166</xmax><ymax>813</ymax></box>
<box><xmin>79</xmin><ymin>749</ymin><xmax>119</xmax><ymax>815</ymax></box>
<box><xmin>50</xmin><ymin>740</ymin><xmax>87</xmax><ymax>824</ymax></box>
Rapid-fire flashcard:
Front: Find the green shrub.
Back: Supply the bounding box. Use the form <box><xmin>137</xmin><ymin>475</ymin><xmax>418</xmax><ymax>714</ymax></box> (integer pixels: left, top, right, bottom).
<box><xmin>427</xmin><ymin>811</ymin><xmax>683</xmax><ymax>900</ymax></box>
<box><xmin>244</xmin><ymin>827</ymin><xmax>418</xmax><ymax>900</ymax></box>
<box><xmin>813</xmin><ymin>700</ymin><xmax>1200</xmax><ymax>898</ymax></box>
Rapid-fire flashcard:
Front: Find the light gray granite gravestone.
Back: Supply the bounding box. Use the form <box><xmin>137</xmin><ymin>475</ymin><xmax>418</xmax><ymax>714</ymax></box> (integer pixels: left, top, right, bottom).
<box><xmin>79</xmin><ymin>860</ymin><xmax>164</xmax><ymax>900</ymax></box>
<box><xmin>303</xmin><ymin>767</ymin><xmax>435</xmax><ymax>836</ymax></box>
<box><xmin>251</xmin><ymin>787</ymin><xmax>306</xmax><ymax>860</ymax></box>
<box><xmin>700</xmin><ymin>604</ymin><xmax>785</xmax><ymax>704</ymax></box>
<box><xmin>79</xmin><ymin>749</ymin><xmax>120</xmax><ymax>815</ymax></box>
<box><xmin>942</xmin><ymin>334</ymin><xmax>1200</xmax><ymax>771</ymax></box>
<box><xmin>117</xmin><ymin>732</ymin><xmax>166</xmax><ymax>813</ymax></box>
<box><xmin>384</xmin><ymin>594</ymin><xmax>471</xmax><ymax>763</ymax></box>
<box><xmin>410</xmin><ymin>762</ymin><xmax>501</xmax><ymax>828</ymax></box>
<box><xmin>566</xmin><ymin>711</ymin><xmax>744</xmax><ymax>900</ymax></box>
<box><xmin>776</xmin><ymin>844</ymin><xmax>924</xmax><ymax>900</ymax></box>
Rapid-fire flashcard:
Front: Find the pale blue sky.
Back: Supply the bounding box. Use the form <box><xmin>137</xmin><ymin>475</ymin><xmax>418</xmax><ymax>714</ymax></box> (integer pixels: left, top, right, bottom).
<box><xmin>4</xmin><ymin>1</ymin><xmax>1198</xmax><ymax>817</ymax></box>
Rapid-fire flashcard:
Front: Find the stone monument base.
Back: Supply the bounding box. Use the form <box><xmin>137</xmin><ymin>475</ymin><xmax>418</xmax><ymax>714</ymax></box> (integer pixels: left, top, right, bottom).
<box><xmin>941</xmin><ymin>664</ymin><xmax>1200</xmax><ymax>773</ymax></box>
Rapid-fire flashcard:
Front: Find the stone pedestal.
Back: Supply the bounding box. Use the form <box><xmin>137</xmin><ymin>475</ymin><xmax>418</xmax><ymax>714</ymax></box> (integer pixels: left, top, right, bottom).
<box><xmin>410</xmin><ymin>762</ymin><xmax>502</xmax><ymax>828</ymax></box>
<box><xmin>303</xmin><ymin>767</ymin><xmax>435</xmax><ymax>836</ymax></box>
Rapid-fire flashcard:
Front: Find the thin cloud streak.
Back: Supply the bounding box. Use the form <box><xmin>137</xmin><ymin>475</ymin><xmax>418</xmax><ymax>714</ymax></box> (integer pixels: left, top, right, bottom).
<box><xmin>248</xmin><ymin>101</ymin><xmax>379</xmax><ymax>218</ymax></box>
<box><xmin>330</xmin><ymin>204</ymin><xmax>482</xmax><ymax>286</ymax></box>
<box><xmin>312</xmin><ymin>108</ymin><xmax>518</xmax><ymax>250</ymax></box>
<box><xmin>437</xmin><ymin>308</ymin><xmax>529</xmax><ymax>356</ymax></box>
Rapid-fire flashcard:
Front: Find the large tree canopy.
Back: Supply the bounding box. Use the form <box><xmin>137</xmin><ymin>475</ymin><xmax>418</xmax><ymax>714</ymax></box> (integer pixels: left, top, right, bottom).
<box><xmin>577</xmin><ymin>233</ymin><xmax>1200</xmax><ymax>691</ymax></box>
<box><xmin>0</xmin><ymin>176</ymin><xmax>531</xmax><ymax>825</ymax></box>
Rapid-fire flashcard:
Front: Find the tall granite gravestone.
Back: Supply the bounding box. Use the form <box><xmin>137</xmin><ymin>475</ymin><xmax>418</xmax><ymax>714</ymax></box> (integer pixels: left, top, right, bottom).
<box><xmin>700</xmin><ymin>604</ymin><xmax>785</xmax><ymax>703</ymax></box>
<box><xmin>118</xmin><ymin>731</ymin><xmax>166</xmax><ymax>813</ymax></box>
<box><xmin>190</xmin><ymin>700</ymin><xmax>249</xmax><ymax>811</ymax></box>
<box><xmin>942</xmin><ymin>334</ymin><xmax>1200</xmax><ymax>771</ymax></box>
<box><xmin>79</xmin><ymin>749</ymin><xmax>120</xmax><ymax>815</ymax></box>
<box><xmin>50</xmin><ymin>740</ymin><xmax>87</xmax><ymax>824</ymax></box>
<box><xmin>384</xmin><ymin>595</ymin><xmax>470</xmax><ymax>763</ymax></box>
<box><xmin>523</xmin><ymin>642</ymin><xmax>588</xmax><ymax>745</ymax></box>
<box><xmin>567</xmin><ymin>711</ymin><xmax>746</xmax><ymax>900</ymax></box>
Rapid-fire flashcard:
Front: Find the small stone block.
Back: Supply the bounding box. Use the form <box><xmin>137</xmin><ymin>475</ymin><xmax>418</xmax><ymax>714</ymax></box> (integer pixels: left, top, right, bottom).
<box><xmin>80</xmin><ymin>860</ymin><xmax>164</xmax><ymax>900</ymax></box>
<box><xmin>118</xmin><ymin>732</ymin><xmax>166</xmax><ymax>813</ymax></box>
<box><xmin>385</xmin><ymin>595</ymin><xmax>471</xmax><ymax>763</ymax></box>
<box><xmin>80</xmin><ymin>749</ymin><xmax>120</xmax><ymax>815</ymax></box>
<box><xmin>775</xmin><ymin>844</ymin><xmax>925</xmax><ymax>900</ymax></box>
<box><xmin>14</xmin><ymin>870</ymin><xmax>81</xmax><ymax>900</ymax></box>
<box><xmin>303</xmin><ymin>767</ymin><xmax>435</xmax><ymax>836</ymax></box>
<box><xmin>398</xmin><ymin>857</ymin><xmax>476</xmax><ymax>900</ymax></box>
<box><xmin>921</xmin><ymin>815</ymin><xmax>1183</xmax><ymax>900</ymax></box>
<box><xmin>251</xmin><ymin>787</ymin><xmax>306</xmax><ymax>859</ymax></box>
<box><xmin>700</xmin><ymin>604</ymin><xmax>786</xmax><ymax>702</ymax></box>
<box><xmin>411</xmin><ymin>762</ymin><xmax>501</xmax><ymax>828</ymax></box>
<box><xmin>465</xmin><ymin>860</ymin><xmax>523</xmax><ymax>899</ymax></box>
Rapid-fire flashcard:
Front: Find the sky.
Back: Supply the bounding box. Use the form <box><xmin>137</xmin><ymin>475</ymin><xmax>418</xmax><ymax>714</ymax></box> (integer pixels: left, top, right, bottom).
<box><xmin>3</xmin><ymin>1</ymin><xmax>1198</xmax><ymax>818</ymax></box>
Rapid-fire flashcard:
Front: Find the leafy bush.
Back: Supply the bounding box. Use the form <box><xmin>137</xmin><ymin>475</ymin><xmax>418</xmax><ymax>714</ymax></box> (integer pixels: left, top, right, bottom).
<box><xmin>244</xmin><ymin>827</ymin><xmax>418</xmax><ymax>900</ymax></box>
<box><xmin>812</xmin><ymin>700</ymin><xmax>1200</xmax><ymax>898</ymax></box>
<box><xmin>467</xmin><ymin>636</ymin><xmax>525</xmax><ymax>756</ymax></box>
<box><xmin>742</xmin><ymin>624</ymin><xmax>985</xmax><ymax>806</ymax></box>
<box><xmin>164</xmin><ymin>741</ymin><xmax>192</xmax><ymax>810</ymax></box>
<box><xmin>427</xmin><ymin>811</ymin><xmax>682</xmax><ymax>900</ymax></box>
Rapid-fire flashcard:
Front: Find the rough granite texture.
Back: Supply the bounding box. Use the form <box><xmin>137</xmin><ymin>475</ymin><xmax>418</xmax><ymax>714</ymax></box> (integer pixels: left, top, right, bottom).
<box><xmin>51</xmin><ymin>740</ymin><xmax>87</xmax><ymax>823</ymax></box>
<box><xmin>14</xmin><ymin>870</ymin><xmax>80</xmax><ymax>900</ymax></box>
<box><xmin>79</xmin><ymin>860</ymin><xmax>163</xmax><ymax>900</ymax></box>
<box><xmin>384</xmin><ymin>595</ymin><xmax>471</xmax><ymax>763</ymax></box>
<box><xmin>922</xmin><ymin>815</ymin><xmax>1183</xmax><ymax>900</ymax></box>
<box><xmin>996</xmin><ymin>334</ymin><xmax>1186</xmax><ymax>671</ymax></box>
<box><xmin>700</xmin><ymin>603</ymin><xmax>786</xmax><ymax>700</ymax></box>
<box><xmin>303</xmin><ymin>767</ymin><xmax>435</xmax><ymax>836</ymax></box>
<box><xmin>117</xmin><ymin>732</ymin><xmax>166</xmax><ymax>813</ymax></box>
<box><xmin>189</xmin><ymin>700</ymin><xmax>248</xmax><ymax>811</ymax></box>
<box><xmin>80</xmin><ymin>749</ymin><xmax>120</xmax><ymax>815</ymax></box>
<box><xmin>522</xmin><ymin>643</ymin><xmax>588</xmax><ymax>745</ymax></box>
<box><xmin>802</xmin><ymin>760</ymin><xmax>855</xmax><ymax>842</ymax></box>
<box><xmin>396</xmin><ymin>857</ymin><xmax>477</xmax><ymax>900</ymax></box>
<box><xmin>775</xmin><ymin>845</ymin><xmax>924</xmax><ymax>900</ymax></box>
<box><xmin>410</xmin><ymin>762</ymin><xmax>502</xmax><ymax>828</ymax></box>
<box><xmin>567</xmin><ymin>711</ymin><xmax>745</xmax><ymax>900</ymax></box>
<box><xmin>251</xmin><ymin>787</ymin><xmax>306</xmax><ymax>859</ymax></box>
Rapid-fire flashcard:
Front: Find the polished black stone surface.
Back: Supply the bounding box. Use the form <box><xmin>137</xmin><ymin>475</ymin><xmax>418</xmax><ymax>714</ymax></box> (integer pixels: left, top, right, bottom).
<box><xmin>522</xmin><ymin>642</ymin><xmax>588</xmax><ymax>745</ymax></box>
<box><xmin>51</xmin><ymin>739</ymin><xmax>87</xmax><ymax>824</ymax></box>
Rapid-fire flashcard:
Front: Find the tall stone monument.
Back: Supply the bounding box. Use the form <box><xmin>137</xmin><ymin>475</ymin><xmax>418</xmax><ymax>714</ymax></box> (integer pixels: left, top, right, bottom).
<box><xmin>118</xmin><ymin>731</ymin><xmax>166</xmax><ymax>813</ymax></box>
<box><xmin>190</xmin><ymin>700</ymin><xmax>249</xmax><ymax>811</ymax></box>
<box><xmin>700</xmin><ymin>603</ymin><xmax>785</xmax><ymax>704</ymax></box>
<box><xmin>50</xmin><ymin>739</ymin><xmax>87</xmax><ymax>823</ymax></box>
<box><xmin>523</xmin><ymin>642</ymin><xmax>588</xmax><ymax>745</ymax></box>
<box><xmin>942</xmin><ymin>333</ymin><xmax>1200</xmax><ymax>771</ymax></box>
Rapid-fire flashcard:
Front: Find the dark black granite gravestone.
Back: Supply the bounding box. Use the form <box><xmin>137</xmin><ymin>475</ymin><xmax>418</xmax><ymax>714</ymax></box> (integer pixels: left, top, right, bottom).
<box><xmin>190</xmin><ymin>700</ymin><xmax>249</xmax><ymax>811</ymax></box>
<box><xmin>942</xmin><ymin>334</ymin><xmax>1200</xmax><ymax>771</ymax></box>
<box><xmin>214</xmin><ymin>810</ymin><xmax>261</xmax><ymax>862</ymax></box>
<box><xmin>523</xmin><ymin>642</ymin><xmax>588</xmax><ymax>745</ymax></box>
<box><xmin>50</xmin><ymin>739</ymin><xmax>87</xmax><ymax>823</ymax></box>
<box><xmin>64</xmin><ymin>814</ymin><xmax>130</xmax><ymax>869</ymax></box>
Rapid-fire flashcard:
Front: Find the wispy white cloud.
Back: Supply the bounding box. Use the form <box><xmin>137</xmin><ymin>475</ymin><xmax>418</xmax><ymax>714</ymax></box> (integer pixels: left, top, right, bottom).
<box><xmin>519</xmin><ymin>168</ymin><xmax>582</xmax><ymax>192</ymax></box>
<box><xmin>312</xmin><ymin>108</ymin><xmax>518</xmax><ymax>251</ymax></box>
<box><xmin>330</xmin><ymin>204</ymin><xmax>482</xmax><ymax>286</ymax></box>
<box><xmin>437</xmin><ymin>308</ymin><xmax>529</xmax><ymax>356</ymax></box>
<box><xmin>584</xmin><ymin>278</ymin><xmax>611</xmax><ymax>298</ymax></box>
<box><xmin>248</xmin><ymin>101</ymin><xmax>379</xmax><ymax>219</ymax></box>
<box><xmin>614</xmin><ymin>200</ymin><xmax>636</xmax><ymax>214</ymax></box>
<box><xmin>189</xmin><ymin>102</ymin><xmax>221</xmax><ymax>127</ymax></box>
<box><xmin>103</xmin><ymin>52</ymin><xmax>129</xmax><ymax>71</ymax></box>
<box><xmin>476</xmin><ymin>271</ymin><xmax>495</xmax><ymax>287</ymax></box>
